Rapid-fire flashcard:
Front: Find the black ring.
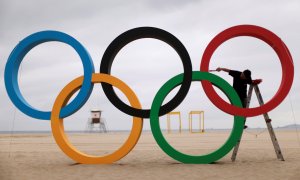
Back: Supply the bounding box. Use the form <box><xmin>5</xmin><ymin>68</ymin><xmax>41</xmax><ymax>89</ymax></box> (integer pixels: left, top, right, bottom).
<box><xmin>100</xmin><ymin>27</ymin><xmax>192</xmax><ymax>118</ymax></box>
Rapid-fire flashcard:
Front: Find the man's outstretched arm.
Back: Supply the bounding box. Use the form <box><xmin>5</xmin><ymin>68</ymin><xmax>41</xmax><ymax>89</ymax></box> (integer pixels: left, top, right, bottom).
<box><xmin>216</xmin><ymin>67</ymin><xmax>231</xmax><ymax>72</ymax></box>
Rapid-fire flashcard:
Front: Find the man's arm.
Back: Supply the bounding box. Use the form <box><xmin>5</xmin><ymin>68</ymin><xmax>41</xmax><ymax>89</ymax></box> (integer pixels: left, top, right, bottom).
<box><xmin>216</xmin><ymin>67</ymin><xmax>231</xmax><ymax>72</ymax></box>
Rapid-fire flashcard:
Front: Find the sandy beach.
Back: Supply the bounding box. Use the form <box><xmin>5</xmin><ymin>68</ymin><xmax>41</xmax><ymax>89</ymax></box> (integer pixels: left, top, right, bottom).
<box><xmin>1</xmin><ymin>130</ymin><xmax>300</xmax><ymax>180</ymax></box>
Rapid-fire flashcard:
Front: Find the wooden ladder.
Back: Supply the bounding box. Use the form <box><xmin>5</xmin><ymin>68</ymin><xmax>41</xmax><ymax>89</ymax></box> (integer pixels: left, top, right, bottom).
<box><xmin>231</xmin><ymin>81</ymin><xmax>285</xmax><ymax>162</ymax></box>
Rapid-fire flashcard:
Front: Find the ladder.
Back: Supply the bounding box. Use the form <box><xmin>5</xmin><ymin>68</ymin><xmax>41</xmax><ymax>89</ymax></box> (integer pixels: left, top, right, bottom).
<box><xmin>231</xmin><ymin>80</ymin><xmax>285</xmax><ymax>161</ymax></box>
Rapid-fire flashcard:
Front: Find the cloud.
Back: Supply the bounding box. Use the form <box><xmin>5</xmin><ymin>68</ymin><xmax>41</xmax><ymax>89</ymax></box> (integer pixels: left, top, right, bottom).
<box><xmin>0</xmin><ymin>0</ymin><xmax>299</xmax><ymax>131</ymax></box>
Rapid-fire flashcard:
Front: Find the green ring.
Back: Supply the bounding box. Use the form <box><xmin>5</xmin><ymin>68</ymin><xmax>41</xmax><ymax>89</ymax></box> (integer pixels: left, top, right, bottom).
<box><xmin>150</xmin><ymin>71</ymin><xmax>245</xmax><ymax>164</ymax></box>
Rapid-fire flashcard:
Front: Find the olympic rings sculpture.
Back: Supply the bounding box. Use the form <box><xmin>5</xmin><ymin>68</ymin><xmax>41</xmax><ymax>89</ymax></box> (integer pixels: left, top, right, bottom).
<box><xmin>4</xmin><ymin>25</ymin><xmax>294</xmax><ymax>164</ymax></box>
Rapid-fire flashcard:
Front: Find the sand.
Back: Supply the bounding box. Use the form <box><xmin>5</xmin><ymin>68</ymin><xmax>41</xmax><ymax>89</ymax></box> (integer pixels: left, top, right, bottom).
<box><xmin>1</xmin><ymin>130</ymin><xmax>300</xmax><ymax>180</ymax></box>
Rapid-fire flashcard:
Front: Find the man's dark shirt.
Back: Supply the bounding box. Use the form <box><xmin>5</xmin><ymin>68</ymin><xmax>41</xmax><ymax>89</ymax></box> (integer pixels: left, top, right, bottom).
<box><xmin>229</xmin><ymin>70</ymin><xmax>252</xmax><ymax>100</ymax></box>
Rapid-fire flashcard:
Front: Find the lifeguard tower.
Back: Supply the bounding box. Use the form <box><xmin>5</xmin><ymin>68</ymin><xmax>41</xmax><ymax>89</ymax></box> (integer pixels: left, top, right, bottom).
<box><xmin>86</xmin><ymin>109</ymin><xmax>108</xmax><ymax>133</ymax></box>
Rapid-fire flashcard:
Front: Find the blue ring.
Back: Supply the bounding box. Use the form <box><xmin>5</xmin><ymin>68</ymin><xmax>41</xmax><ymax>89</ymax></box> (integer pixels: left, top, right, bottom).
<box><xmin>4</xmin><ymin>31</ymin><xmax>94</xmax><ymax>120</ymax></box>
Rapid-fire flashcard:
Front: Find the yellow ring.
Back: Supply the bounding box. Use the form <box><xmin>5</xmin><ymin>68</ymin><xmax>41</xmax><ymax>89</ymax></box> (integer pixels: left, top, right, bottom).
<box><xmin>51</xmin><ymin>73</ymin><xmax>143</xmax><ymax>164</ymax></box>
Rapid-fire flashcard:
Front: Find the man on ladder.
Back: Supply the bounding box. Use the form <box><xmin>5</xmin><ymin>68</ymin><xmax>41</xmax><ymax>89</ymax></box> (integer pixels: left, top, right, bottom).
<box><xmin>214</xmin><ymin>67</ymin><xmax>284</xmax><ymax>162</ymax></box>
<box><xmin>216</xmin><ymin>67</ymin><xmax>252</xmax><ymax>129</ymax></box>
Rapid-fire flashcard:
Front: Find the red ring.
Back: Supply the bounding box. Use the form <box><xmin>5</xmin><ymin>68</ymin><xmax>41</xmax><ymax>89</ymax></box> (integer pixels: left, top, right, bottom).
<box><xmin>200</xmin><ymin>25</ymin><xmax>294</xmax><ymax>117</ymax></box>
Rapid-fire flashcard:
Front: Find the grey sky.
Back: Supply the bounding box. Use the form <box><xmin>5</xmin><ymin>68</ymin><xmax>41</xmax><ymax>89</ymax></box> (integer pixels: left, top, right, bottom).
<box><xmin>0</xmin><ymin>0</ymin><xmax>299</xmax><ymax>132</ymax></box>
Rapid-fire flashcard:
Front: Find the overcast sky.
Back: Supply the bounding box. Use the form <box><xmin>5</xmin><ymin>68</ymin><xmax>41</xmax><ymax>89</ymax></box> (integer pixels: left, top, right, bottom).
<box><xmin>0</xmin><ymin>0</ymin><xmax>299</xmax><ymax>132</ymax></box>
